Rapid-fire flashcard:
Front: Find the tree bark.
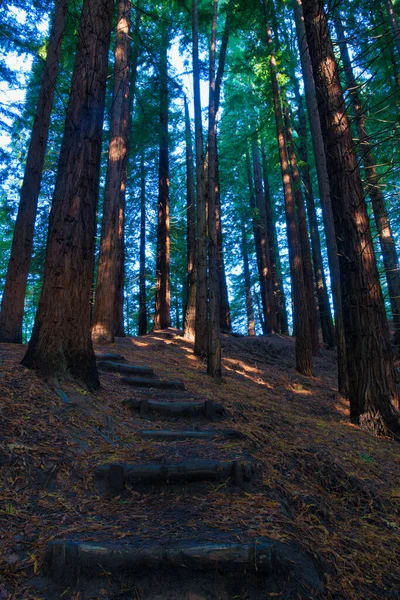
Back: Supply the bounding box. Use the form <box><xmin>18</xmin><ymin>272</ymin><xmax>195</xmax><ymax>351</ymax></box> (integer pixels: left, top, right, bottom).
<box><xmin>138</xmin><ymin>149</ymin><xmax>147</xmax><ymax>336</ymax></box>
<box><xmin>92</xmin><ymin>0</ymin><xmax>130</xmax><ymax>344</ymax></box>
<box><xmin>292</xmin><ymin>0</ymin><xmax>347</xmax><ymax>393</ymax></box>
<box><xmin>207</xmin><ymin>0</ymin><xmax>222</xmax><ymax>380</ymax></box>
<box><xmin>384</xmin><ymin>0</ymin><xmax>400</xmax><ymax>60</ymax></box>
<box><xmin>183</xmin><ymin>95</ymin><xmax>197</xmax><ymax>340</ymax></box>
<box><xmin>0</xmin><ymin>0</ymin><xmax>68</xmax><ymax>343</ymax></box>
<box><xmin>302</xmin><ymin>0</ymin><xmax>400</xmax><ymax>431</ymax></box>
<box><xmin>334</xmin><ymin>11</ymin><xmax>400</xmax><ymax>346</ymax></box>
<box><xmin>284</xmin><ymin>107</ymin><xmax>319</xmax><ymax>355</ymax></box>
<box><xmin>154</xmin><ymin>23</ymin><xmax>171</xmax><ymax>330</ymax></box>
<box><xmin>264</xmin><ymin>9</ymin><xmax>313</xmax><ymax>376</ymax></box>
<box><xmin>21</xmin><ymin>0</ymin><xmax>114</xmax><ymax>389</ymax></box>
<box><xmin>241</xmin><ymin>223</ymin><xmax>255</xmax><ymax>336</ymax></box>
<box><xmin>261</xmin><ymin>145</ymin><xmax>289</xmax><ymax>335</ymax></box>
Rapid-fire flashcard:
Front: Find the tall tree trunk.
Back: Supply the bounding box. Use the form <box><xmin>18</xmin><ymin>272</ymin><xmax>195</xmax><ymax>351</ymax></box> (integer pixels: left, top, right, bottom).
<box><xmin>193</xmin><ymin>0</ymin><xmax>208</xmax><ymax>357</ymax></box>
<box><xmin>284</xmin><ymin>107</ymin><xmax>319</xmax><ymax>355</ymax></box>
<box><xmin>384</xmin><ymin>0</ymin><xmax>400</xmax><ymax>60</ymax></box>
<box><xmin>21</xmin><ymin>0</ymin><xmax>113</xmax><ymax>389</ymax></box>
<box><xmin>302</xmin><ymin>0</ymin><xmax>400</xmax><ymax>432</ymax></box>
<box><xmin>292</xmin><ymin>0</ymin><xmax>347</xmax><ymax>393</ymax></box>
<box><xmin>334</xmin><ymin>11</ymin><xmax>400</xmax><ymax>346</ymax></box>
<box><xmin>183</xmin><ymin>95</ymin><xmax>197</xmax><ymax>340</ymax></box>
<box><xmin>264</xmin><ymin>8</ymin><xmax>313</xmax><ymax>376</ymax></box>
<box><xmin>92</xmin><ymin>0</ymin><xmax>130</xmax><ymax>344</ymax></box>
<box><xmin>252</xmin><ymin>138</ymin><xmax>276</xmax><ymax>333</ymax></box>
<box><xmin>261</xmin><ymin>145</ymin><xmax>289</xmax><ymax>335</ymax></box>
<box><xmin>241</xmin><ymin>223</ymin><xmax>255</xmax><ymax>336</ymax></box>
<box><xmin>207</xmin><ymin>0</ymin><xmax>222</xmax><ymax>380</ymax></box>
<box><xmin>0</xmin><ymin>0</ymin><xmax>68</xmax><ymax>343</ymax></box>
<box><xmin>154</xmin><ymin>24</ymin><xmax>171</xmax><ymax>330</ymax></box>
<box><xmin>138</xmin><ymin>149</ymin><xmax>147</xmax><ymax>336</ymax></box>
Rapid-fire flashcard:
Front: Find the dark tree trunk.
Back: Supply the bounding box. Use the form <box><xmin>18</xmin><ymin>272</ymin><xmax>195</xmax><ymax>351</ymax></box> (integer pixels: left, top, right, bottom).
<box><xmin>193</xmin><ymin>0</ymin><xmax>208</xmax><ymax>357</ymax></box>
<box><xmin>92</xmin><ymin>0</ymin><xmax>130</xmax><ymax>344</ymax></box>
<box><xmin>334</xmin><ymin>11</ymin><xmax>400</xmax><ymax>346</ymax></box>
<box><xmin>21</xmin><ymin>0</ymin><xmax>113</xmax><ymax>389</ymax></box>
<box><xmin>183</xmin><ymin>95</ymin><xmax>197</xmax><ymax>340</ymax></box>
<box><xmin>138</xmin><ymin>149</ymin><xmax>147</xmax><ymax>337</ymax></box>
<box><xmin>241</xmin><ymin>223</ymin><xmax>255</xmax><ymax>336</ymax></box>
<box><xmin>207</xmin><ymin>0</ymin><xmax>222</xmax><ymax>380</ymax></box>
<box><xmin>302</xmin><ymin>0</ymin><xmax>400</xmax><ymax>431</ymax></box>
<box><xmin>261</xmin><ymin>145</ymin><xmax>289</xmax><ymax>335</ymax></box>
<box><xmin>0</xmin><ymin>0</ymin><xmax>68</xmax><ymax>343</ymax></box>
<box><xmin>264</xmin><ymin>10</ymin><xmax>313</xmax><ymax>376</ymax></box>
<box><xmin>154</xmin><ymin>24</ymin><xmax>171</xmax><ymax>330</ymax></box>
<box><xmin>384</xmin><ymin>0</ymin><xmax>400</xmax><ymax>59</ymax></box>
<box><xmin>284</xmin><ymin>107</ymin><xmax>319</xmax><ymax>355</ymax></box>
<box><xmin>252</xmin><ymin>138</ymin><xmax>276</xmax><ymax>333</ymax></box>
<box><xmin>292</xmin><ymin>0</ymin><xmax>347</xmax><ymax>393</ymax></box>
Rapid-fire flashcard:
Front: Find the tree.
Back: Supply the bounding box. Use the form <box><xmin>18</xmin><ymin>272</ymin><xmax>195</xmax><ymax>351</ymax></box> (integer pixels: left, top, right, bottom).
<box><xmin>92</xmin><ymin>0</ymin><xmax>131</xmax><ymax>344</ymax></box>
<box><xmin>21</xmin><ymin>0</ymin><xmax>114</xmax><ymax>389</ymax></box>
<box><xmin>0</xmin><ymin>0</ymin><xmax>68</xmax><ymax>343</ymax></box>
<box><xmin>138</xmin><ymin>148</ymin><xmax>148</xmax><ymax>336</ymax></box>
<box><xmin>302</xmin><ymin>0</ymin><xmax>400</xmax><ymax>432</ymax></box>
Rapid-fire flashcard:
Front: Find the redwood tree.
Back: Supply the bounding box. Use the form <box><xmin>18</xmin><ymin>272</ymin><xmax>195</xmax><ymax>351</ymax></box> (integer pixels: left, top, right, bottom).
<box><xmin>21</xmin><ymin>0</ymin><xmax>114</xmax><ymax>389</ymax></box>
<box><xmin>302</xmin><ymin>0</ymin><xmax>400</xmax><ymax>431</ymax></box>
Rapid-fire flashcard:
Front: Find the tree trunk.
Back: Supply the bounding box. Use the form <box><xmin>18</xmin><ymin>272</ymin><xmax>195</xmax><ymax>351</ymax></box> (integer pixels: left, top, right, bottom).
<box><xmin>284</xmin><ymin>107</ymin><xmax>319</xmax><ymax>355</ymax></box>
<box><xmin>384</xmin><ymin>0</ymin><xmax>400</xmax><ymax>60</ymax></box>
<box><xmin>264</xmin><ymin>9</ymin><xmax>313</xmax><ymax>376</ymax></box>
<box><xmin>207</xmin><ymin>0</ymin><xmax>222</xmax><ymax>380</ymax></box>
<box><xmin>292</xmin><ymin>0</ymin><xmax>347</xmax><ymax>393</ymax></box>
<box><xmin>21</xmin><ymin>0</ymin><xmax>113</xmax><ymax>389</ymax></box>
<box><xmin>261</xmin><ymin>145</ymin><xmax>289</xmax><ymax>335</ymax></box>
<box><xmin>154</xmin><ymin>24</ymin><xmax>171</xmax><ymax>330</ymax></box>
<box><xmin>92</xmin><ymin>0</ymin><xmax>130</xmax><ymax>344</ymax></box>
<box><xmin>334</xmin><ymin>11</ymin><xmax>400</xmax><ymax>346</ymax></box>
<box><xmin>138</xmin><ymin>149</ymin><xmax>147</xmax><ymax>336</ymax></box>
<box><xmin>183</xmin><ymin>95</ymin><xmax>197</xmax><ymax>340</ymax></box>
<box><xmin>193</xmin><ymin>0</ymin><xmax>208</xmax><ymax>357</ymax></box>
<box><xmin>252</xmin><ymin>138</ymin><xmax>276</xmax><ymax>333</ymax></box>
<box><xmin>0</xmin><ymin>0</ymin><xmax>68</xmax><ymax>343</ymax></box>
<box><xmin>302</xmin><ymin>0</ymin><xmax>400</xmax><ymax>432</ymax></box>
<box><xmin>241</xmin><ymin>223</ymin><xmax>255</xmax><ymax>336</ymax></box>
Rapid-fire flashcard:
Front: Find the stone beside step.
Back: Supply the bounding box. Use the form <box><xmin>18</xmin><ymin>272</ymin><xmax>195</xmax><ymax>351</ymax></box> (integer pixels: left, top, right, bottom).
<box><xmin>98</xmin><ymin>360</ymin><xmax>155</xmax><ymax>377</ymax></box>
<box><xmin>139</xmin><ymin>429</ymin><xmax>244</xmax><ymax>441</ymax></box>
<box><xmin>124</xmin><ymin>398</ymin><xmax>225</xmax><ymax>418</ymax></box>
<box><xmin>121</xmin><ymin>376</ymin><xmax>185</xmax><ymax>390</ymax></box>
<box><xmin>94</xmin><ymin>459</ymin><xmax>252</xmax><ymax>494</ymax></box>
<box><xmin>95</xmin><ymin>352</ymin><xmax>126</xmax><ymax>362</ymax></box>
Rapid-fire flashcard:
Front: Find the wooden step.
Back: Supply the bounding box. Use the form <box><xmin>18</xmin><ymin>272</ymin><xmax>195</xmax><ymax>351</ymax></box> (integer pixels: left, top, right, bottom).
<box><xmin>94</xmin><ymin>460</ymin><xmax>252</xmax><ymax>494</ymax></box>
<box><xmin>45</xmin><ymin>539</ymin><xmax>324</xmax><ymax>596</ymax></box>
<box><xmin>95</xmin><ymin>352</ymin><xmax>126</xmax><ymax>362</ymax></box>
<box><xmin>98</xmin><ymin>360</ymin><xmax>154</xmax><ymax>377</ymax></box>
<box><xmin>121</xmin><ymin>376</ymin><xmax>185</xmax><ymax>390</ymax></box>
<box><xmin>124</xmin><ymin>398</ymin><xmax>225</xmax><ymax>418</ymax></box>
<box><xmin>139</xmin><ymin>429</ymin><xmax>244</xmax><ymax>441</ymax></box>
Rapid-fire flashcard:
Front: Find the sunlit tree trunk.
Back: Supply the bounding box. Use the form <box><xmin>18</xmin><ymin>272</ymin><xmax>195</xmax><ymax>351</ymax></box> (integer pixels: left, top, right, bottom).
<box><xmin>334</xmin><ymin>11</ymin><xmax>400</xmax><ymax>346</ymax></box>
<box><xmin>302</xmin><ymin>0</ymin><xmax>400</xmax><ymax>432</ymax></box>
<box><xmin>183</xmin><ymin>95</ymin><xmax>196</xmax><ymax>340</ymax></box>
<box><xmin>264</xmin><ymin>8</ymin><xmax>313</xmax><ymax>376</ymax></box>
<box><xmin>138</xmin><ymin>149</ymin><xmax>147</xmax><ymax>336</ymax></box>
<box><xmin>92</xmin><ymin>0</ymin><xmax>130</xmax><ymax>343</ymax></box>
<box><xmin>22</xmin><ymin>0</ymin><xmax>113</xmax><ymax>389</ymax></box>
<box><xmin>154</xmin><ymin>23</ymin><xmax>171</xmax><ymax>330</ymax></box>
<box><xmin>292</xmin><ymin>0</ymin><xmax>347</xmax><ymax>392</ymax></box>
<box><xmin>241</xmin><ymin>223</ymin><xmax>255</xmax><ymax>336</ymax></box>
<box><xmin>0</xmin><ymin>0</ymin><xmax>68</xmax><ymax>343</ymax></box>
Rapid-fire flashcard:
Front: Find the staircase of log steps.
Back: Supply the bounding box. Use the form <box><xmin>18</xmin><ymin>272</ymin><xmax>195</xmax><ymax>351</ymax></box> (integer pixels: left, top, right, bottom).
<box><xmin>45</xmin><ymin>351</ymin><xmax>324</xmax><ymax>599</ymax></box>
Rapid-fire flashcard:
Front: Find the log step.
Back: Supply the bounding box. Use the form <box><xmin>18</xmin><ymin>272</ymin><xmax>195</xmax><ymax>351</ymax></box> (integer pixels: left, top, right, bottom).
<box><xmin>98</xmin><ymin>360</ymin><xmax>154</xmax><ymax>377</ymax></box>
<box><xmin>94</xmin><ymin>460</ymin><xmax>252</xmax><ymax>494</ymax></box>
<box><xmin>124</xmin><ymin>398</ymin><xmax>225</xmax><ymax>418</ymax></box>
<box><xmin>121</xmin><ymin>376</ymin><xmax>185</xmax><ymax>390</ymax></box>
<box><xmin>139</xmin><ymin>429</ymin><xmax>244</xmax><ymax>441</ymax></box>
<box><xmin>45</xmin><ymin>539</ymin><xmax>324</xmax><ymax>596</ymax></box>
<box><xmin>95</xmin><ymin>352</ymin><xmax>126</xmax><ymax>362</ymax></box>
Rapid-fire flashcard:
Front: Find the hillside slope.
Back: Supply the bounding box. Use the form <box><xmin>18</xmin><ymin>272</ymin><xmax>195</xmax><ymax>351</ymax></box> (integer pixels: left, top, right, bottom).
<box><xmin>0</xmin><ymin>330</ymin><xmax>399</xmax><ymax>599</ymax></box>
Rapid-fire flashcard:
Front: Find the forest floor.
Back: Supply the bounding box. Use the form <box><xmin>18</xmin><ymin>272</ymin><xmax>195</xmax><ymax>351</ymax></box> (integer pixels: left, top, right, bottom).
<box><xmin>0</xmin><ymin>330</ymin><xmax>400</xmax><ymax>599</ymax></box>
